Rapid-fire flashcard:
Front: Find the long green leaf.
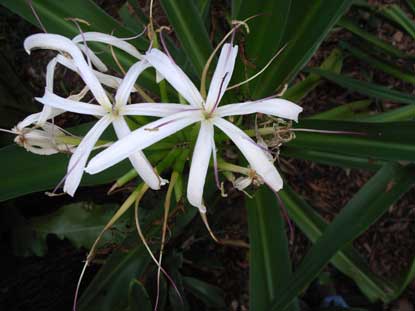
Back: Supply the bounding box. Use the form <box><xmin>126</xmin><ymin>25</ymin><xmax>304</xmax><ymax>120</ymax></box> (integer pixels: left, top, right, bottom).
<box><xmin>244</xmin><ymin>0</ymin><xmax>351</xmax><ymax>97</ymax></box>
<box><xmin>290</xmin><ymin>120</ymin><xmax>415</xmax><ymax>162</ymax></box>
<box><xmin>246</xmin><ymin>187</ymin><xmax>299</xmax><ymax>310</ymax></box>
<box><xmin>338</xmin><ymin>16</ymin><xmax>413</xmax><ymax>59</ymax></box>
<box><xmin>284</xmin><ymin>48</ymin><xmax>343</xmax><ymax>102</ymax></box>
<box><xmin>341</xmin><ymin>42</ymin><xmax>415</xmax><ymax>84</ymax></box>
<box><xmin>308</xmin><ymin>100</ymin><xmax>371</xmax><ymax>121</ymax></box>
<box><xmin>271</xmin><ymin>163</ymin><xmax>415</xmax><ymax>310</ymax></box>
<box><xmin>280</xmin><ymin>185</ymin><xmax>396</xmax><ymax>302</ymax></box>
<box><xmin>309</xmin><ymin>68</ymin><xmax>415</xmax><ymax>105</ymax></box>
<box><xmin>78</xmin><ymin>203</ymin><xmax>197</xmax><ymax>311</ymax></box>
<box><xmin>159</xmin><ymin>0</ymin><xmax>212</xmax><ymax>77</ymax></box>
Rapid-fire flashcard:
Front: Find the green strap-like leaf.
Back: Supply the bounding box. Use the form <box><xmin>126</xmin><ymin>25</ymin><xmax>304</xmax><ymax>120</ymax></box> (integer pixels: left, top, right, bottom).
<box><xmin>250</xmin><ymin>0</ymin><xmax>351</xmax><ymax>97</ymax></box>
<box><xmin>159</xmin><ymin>0</ymin><xmax>212</xmax><ymax>77</ymax></box>
<box><xmin>271</xmin><ymin>163</ymin><xmax>415</xmax><ymax>310</ymax></box>
<box><xmin>309</xmin><ymin>68</ymin><xmax>415</xmax><ymax>105</ymax></box>
<box><xmin>246</xmin><ymin>187</ymin><xmax>299</xmax><ymax>311</ymax></box>
<box><xmin>279</xmin><ymin>185</ymin><xmax>397</xmax><ymax>302</ymax></box>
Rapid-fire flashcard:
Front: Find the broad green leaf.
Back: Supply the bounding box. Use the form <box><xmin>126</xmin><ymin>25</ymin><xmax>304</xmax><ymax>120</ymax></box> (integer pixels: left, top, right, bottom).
<box><xmin>341</xmin><ymin>42</ymin><xmax>415</xmax><ymax>84</ymax></box>
<box><xmin>308</xmin><ymin>100</ymin><xmax>371</xmax><ymax>121</ymax></box>
<box><xmin>338</xmin><ymin>16</ymin><xmax>413</xmax><ymax>59</ymax></box>
<box><xmin>290</xmin><ymin>120</ymin><xmax>415</xmax><ymax>162</ymax></box>
<box><xmin>0</xmin><ymin>143</ymin><xmax>170</xmax><ymax>202</ymax></box>
<box><xmin>246</xmin><ymin>0</ymin><xmax>351</xmax><ymax>97</ymax></box>
<box><xmin>30</xmin><ymin>202</ymin><xmax>129</xmax><ymax>250</ymax></box>
<box><xmin>182</xmin><ymin>277</ymin><xmax>226</xmax><ymax>309</ymax></box>
<box><xmin>271</xmin><ymin>163</ymin><xmax>415</xmax><ymax>310</ymax></box>
<box><xmin>160</xmin><ymin>0</ymin><xmax>212</xmax><ymax>76</ymax></box>
<box><xmin>127</xmin><ymin>280</ymin><xmax>152</xmax><ymax>311</ymax></box>
<box><xmin>309</xmin><ymin>68</ymin><xmax>415</xmax><ymax>105</ymax></box>
<box><xmin>280</xmin><ymin>185</ymin><xmax>396</xmax><ymax>302</ymax></box>
<box><xmin>284</xmin><ymin>48</ymin><xmax>343</xmax><ymax>102</ymax></box>
<box><xmin>246</xmin><ymin>187</ymin><xmax>299</xmax><ymax>311</ymax></box>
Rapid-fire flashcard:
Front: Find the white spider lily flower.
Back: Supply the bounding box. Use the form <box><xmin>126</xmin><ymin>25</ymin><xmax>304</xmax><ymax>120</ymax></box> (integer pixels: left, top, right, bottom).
<box><xmin>29</xmin><ymin>34</ymin><xmax>183</xmax><ymax>196</ymax></box>
<box><xmin>25</xmin><ymin>32</ymin><xmax>144</xmax><ymax>126</ymax></box>
<box><xmin>9</xmin><ymin>121</ymin><xmax>75</xmax><ymax>155</ymax></box>
<box><xmin>86</xmin><ymin>44</ymin><xmax>303</xmax><ymax>212</ymax></box>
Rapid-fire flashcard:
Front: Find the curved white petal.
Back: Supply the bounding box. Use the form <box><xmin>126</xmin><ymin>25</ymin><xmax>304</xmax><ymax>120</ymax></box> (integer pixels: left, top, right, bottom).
<box><xmin>17</xmin><ymin>109</ymin><xmax>64</xmax><ymax>129</ymax></box>
<box><xmin>145</xmin><ymin>48</ymin><xmax>203</xmax><ymax>108</ymax></box>
<box><xmin>112</xmin><ymin>117</ymin><xmax>162</xmax><ymax>190</ymax></box>
<box><xmin>213</xmin><ymin>117</ymin><xmax>283</xmax><ymax>192</ymax></box>
<box><xmin>64</xmin><ymin>116</ymin><xmax>112</xmax><ymax>196</ymax></box>
<box><xmin>122</xmin><ymin>103</ymin><xmax>192</xmax><ymax>117</ymax></box>
<box><xmin>36</xmin><ymin>90</ymin><xmax>107</xmax><ymax>116</ymax></box>
<box><xmin>86</xmin><ymin>110</ymin><xmax>202</xmax><ymax>174</ymax></box>
<box><xmin>24</xmin><ymin>33</ymin><xmax>111</xmax><ymax>109</ymax></box>
<box><xmin>72</xmin><ymin>32</ymin><xmax>143</xmax><ymax>59</ymax></box>
<box><xmin>76</xmin><ymin>43</ymin><xmax>108</xmax><ymax>72</ymax></box>
<box><xmin>187</xmin><ymin>121</ymin><xmax>214</xmax><ymax>213</ymax></box>
<box><xmin>205</xmin><ymin>43</ymin><xmax>238</xmax><ymax>111</ymax></box>
<box><xmin>37</xmin><ymin>57</ymin><xmax>61</xmax><ymax>125</ymax></box>
<box><xmin>156</xmin><ymin>70</ymin><xmax>164</xmax><ymax>83</ymax></box>
<box><xmin>217</xmin><ymin>98</ymin><xmax>303</xmax><ymax>121</ymax></box>
<box><xmin>115</xmin><ymin>61</ymin><xmax>151</xmax><ymax>108</ymax></box>
<box><xmin>55</xmin><ymin>55</ymin><xmax>127</xmax><ymax>91</ymax></box>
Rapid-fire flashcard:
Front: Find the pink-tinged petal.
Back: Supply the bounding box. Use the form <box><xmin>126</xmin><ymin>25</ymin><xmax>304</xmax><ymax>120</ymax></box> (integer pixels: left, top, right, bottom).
<box><xmin>72</xmin><ymin>32</ymin><xmax>143</xmax><ymax>59</ymax></box>
<box><xmin>122</xmin><ymin>103</ymin><xmax>192</xmax><ymax>117</ymax></box>
<box><xmin>86</xmin><ymin>110</ymin><xmax>202</xmax><ymax>174</ymax></box>
<box><xmin>145</xmin><ymin>48</ymin><xmax>203</xmax><ymax>108</ymax></box>
<box><xmin>64</xmin><ymin>116</ymin><xmax>112</xmax><ymax>196</ymax></box>
<box><xmin>213</xmin><ymin>117</ymin><xmax>283</xmax><ymax>192</ymax></box>
<box><xmin>217</xmin><ymin>98</ymin><xmax>303</xmax><ymax>121</ymax></box>
<box><xmin>187</xmin><ymin>121</ymin><xmax>214</xmax><ymax>213</ymax></box>
<box><xmin>205</xmin><ymin>43</ymin><xmax>238</xmax><ymax>111</ymax></box>
<box><xmin>35</xmin><ymin>90</ymin><xmax>107</xmax><ymax>116</ymax></box>
<box><xmin>115</xmin><ymin>61</ymin><xmax>151</xmax><ymax>108</ymax></box>
<box><xmin>24</xmin><ymin>33</ymin><xmax>111</xmax><ymax>109</ymax></box>
<box><xmin>112</xmin><ymin>117</ymin><xmax>162</xmax><ymax>190</ymax></box>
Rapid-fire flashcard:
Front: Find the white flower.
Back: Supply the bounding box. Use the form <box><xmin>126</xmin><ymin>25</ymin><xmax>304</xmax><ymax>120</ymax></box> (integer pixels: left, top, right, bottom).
<box><xmin>29</xmin><ymin>33</ymin><xmax>186</xmax><ymax>196</ymax></box>
<box><xmin>86</xmin><ymin>43</ymin><xmax>303</xmax><ymax>212</ymax></box>
<box><xmin>9</xmin><ymin>121</ymin><xmax>75</xmax><ymax>155</ymax></box>
<box><xmin>24</xmin><ymin>32</ymin><xmax>144</xmax><ymax>126</ymax></box>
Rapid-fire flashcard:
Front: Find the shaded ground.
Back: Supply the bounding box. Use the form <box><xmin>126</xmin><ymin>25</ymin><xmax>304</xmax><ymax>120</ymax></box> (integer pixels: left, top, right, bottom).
<box><xmin>0</xmin><ymin>0</ymin><xmax>415</xmax><ymax>310</ymax></box>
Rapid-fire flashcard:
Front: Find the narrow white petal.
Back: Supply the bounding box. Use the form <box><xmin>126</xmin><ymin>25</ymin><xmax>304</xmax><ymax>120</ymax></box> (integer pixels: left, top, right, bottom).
<box><xmin>37</xmin><ymin>57</ymin><xmax>61</xmax><ymax>125</ymax></box>
<box><xmin>86</xmin><ymin>110</ymin><xmax>202</xmax><ymax>174</ymax></box>
<box><xmin>24</xmin><ymin>33</ymin><xmax>111</xmax><ymax>109</ymax></box>
<box><xmin>56</xmin><ymin>55</ymin><xmax>127</xmax><ymax>91</ymax></box>
<box><xmin>36</xmin><ymin>90</ymin><xmax>107</xmax><ymax>116</ymax></box>
<box><xmin>112</xmin><ymin>117</ymin><xmax>162</xmax><ymax>190</ymax></box>
<box><xmin>72</xmin><ymin>32</ymin><xmax>143</xmax><ymax>59</ymax></box>
<box><xmin>64</xmin><ymin>116</ymin><xmax>112</xmax><ymax>196</ymax></box>
<box><xmin>217</xmin><ymin>99</ymin><xmax>303</xmax><ymax>121</ymax></box>
<box><xmin>76</xmin><ymin>43</ymin><xmax>108</xmax><ymax>72</ymax></box>
<box><xmin>145</xmin><ymin>49</ymin><xmax>203</xmax><ymax>108</ymax></box>
<box><xmin>122</xmin><ymin>103</ymin><xmax>192</xmax><ymax>117</ymax></box>
<box><xmin>205</xmin><ymin>43</ymin><xmax>238</xmax><ymax>111</ymax></box>
<box><xmin>213</xmin><ymin>117</ymin><xmax>283</xmax><ymax>192</ymax></box>
<box><xmin>187</xmin><ymin>121</ymin><xmax>213</xmax><ymax>212</ymax></box>
<box><xmin>17</xmin><ymin>109</ymin><xmax>63</xmax><ymax>129</ymax></box>
<box><xmin>115</xmin><ymin>61</ymin><xmax>150</xmax><ymax>108</ymax></box>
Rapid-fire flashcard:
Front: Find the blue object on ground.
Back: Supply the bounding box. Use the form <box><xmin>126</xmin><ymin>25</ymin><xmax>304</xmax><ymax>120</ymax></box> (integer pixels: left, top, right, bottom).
<box><xmin>322</xmin><ymin>295</ymin><xmax>349</xmax><ymax>308</ymax></box>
